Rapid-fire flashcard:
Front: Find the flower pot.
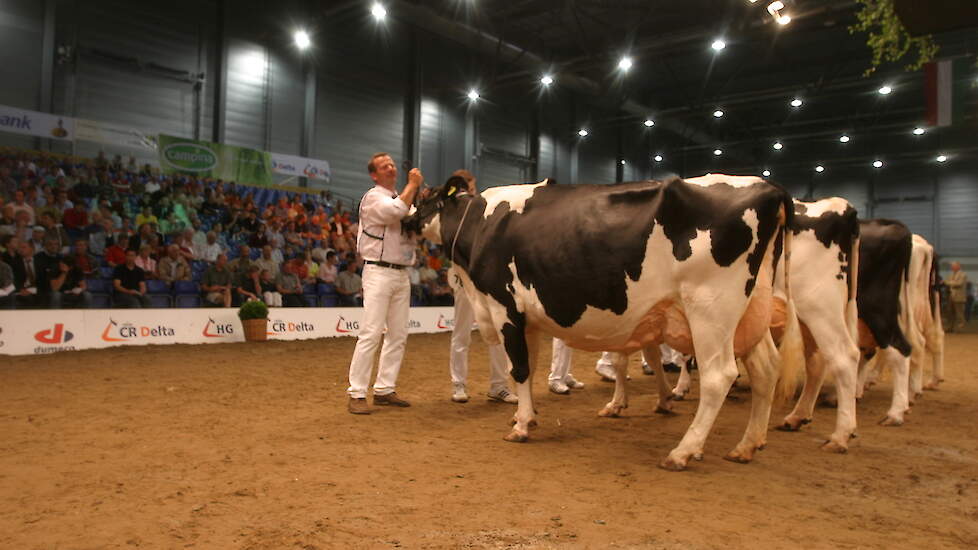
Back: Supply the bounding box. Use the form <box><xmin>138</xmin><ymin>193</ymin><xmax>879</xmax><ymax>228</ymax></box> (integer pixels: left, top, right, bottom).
<box><xmin>241</xmin><ymin>318</ymin><xmax>268</xmax><ymax>342</ymax></box>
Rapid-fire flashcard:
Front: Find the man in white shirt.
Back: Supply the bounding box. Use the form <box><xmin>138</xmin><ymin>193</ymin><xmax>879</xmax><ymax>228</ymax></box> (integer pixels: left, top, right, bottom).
<box><xmin>346</xmin><ymin>153</ymin><xmax>422</xmax><ymax>415</ymax></box>
<box><xmin>196</xmin><ymin>231</ymin><xmax>224</xmax><ymax>263</ymax></box>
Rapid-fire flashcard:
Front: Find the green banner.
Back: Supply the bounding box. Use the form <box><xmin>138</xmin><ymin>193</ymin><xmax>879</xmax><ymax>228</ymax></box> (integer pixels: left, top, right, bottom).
<box><xmin>158</xmin><ymin>134</ymin><xmax>274</xmax><ymax>187</ymax></box>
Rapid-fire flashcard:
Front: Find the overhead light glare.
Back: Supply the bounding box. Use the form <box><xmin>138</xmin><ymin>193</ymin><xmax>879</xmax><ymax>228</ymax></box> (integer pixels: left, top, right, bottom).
<box><xmin>777</xmin><ymin>14</ymin><xmax>792</xmax><ymax>25</ymax></box>
<box><xmin>873</xmin><ymin>160</ymin><xmax>883</xmax><ymax>168</ymax></box>
<box><xmin>654</xmin><ymin>154</ymin><xmax>663</xmax><ymax>162</ymax></box>
<box><xmin>617</xmin><ymin>57</ymin><xmax>633</xmax><ymax>71</ymax></box>
<box><xmin>578</xmin><ymin>128</ymin><xmax>589</xmax><ymax>137</ymax></box>
<box><xmin>790</xmin><ymin>98</ymin><xmax>802</xmax><ymax>107</ymax></box>
<box><xmin>773</xmin><ymin>141</ymin><xmax>783</xmax><ymax>150</ymax></box>
<box><xmin>815</xmin><ymin>165</ymin><xmax>825</xmax><ymax>173</ymax></box>
<box><xmin>644</xmin><ymin>119</ymin><xmax>655</xmax><ymax>127</ymax></box>
<box><xmin>713</xmin><ymin>109</ymin><xmax>724</xmax><ymax>118</ymax></box>
<box><xmin>466</xmin><ymin>89</ymin><xmax>479</xmax><ymax>101</ymax></box>
<box><xmin>912</xmin><ymin>127</ymin><xmax>926</xmax><ymax>135</ymax></box>
<box><xmin>713</xmin><ymin>148</ymin><xmax>723</xmax><ymax>156</ymax></box>
<box><xmin>768</xmin><ymin>1</ymin><xmax>785</xmax><ymax>10</ymax></box>
<box><xmin>878</xmin><ymin>85</ymin><xmax>892</xmax><ymax>95</ymax></box>
<box><xmin>762</xmin><ymin>169</ymin><xmax>771</xmax><ymax>177</ymax></box>
<box><xmin>936</xmin><ymin>154</ymin><xmax>948</xmax><ymax>163</ymax></box>
<box><xmin>294</xmin><ymin>30</ymin><xmax>311</xmax><ymax>50</ymax></box>
<box><xmin>371</xmin><ymin>2</ymin><xmax>387</xmax><ymax>21</ymax></box>
<box><xmin>839</xmin><ymin>135</ymin><xmax>850</xmax><ymax>143</ymax></box>
<box><xmin>712</xmin><ymin>39</ymin><xmax>726</xmax><ymax>51</ymax></box>
<box><xmin>540</xmin><ymin>74</ymin><xmax>554</xmax><ymax>86</ymax></box>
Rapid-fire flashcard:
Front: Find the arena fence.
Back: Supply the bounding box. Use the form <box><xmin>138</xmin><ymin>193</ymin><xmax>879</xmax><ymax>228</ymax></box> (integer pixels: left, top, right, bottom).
<box><xmin>0</xmin><ymin>307</ymin><xmax>456</xmax><ymax>356</ymax></box>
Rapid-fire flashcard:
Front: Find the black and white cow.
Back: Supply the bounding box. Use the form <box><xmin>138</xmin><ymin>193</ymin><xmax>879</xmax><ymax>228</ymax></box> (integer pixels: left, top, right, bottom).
<box><xmin>909</xmin><ymin>235</ymin><xmax>945</xmax><ymax>395</ymax></box>
<box><xmin>406</xmin><ymin>175</ymin><xmax>805</xmax><ymax>470</ymax></box>
<box><xmin>853</xmin><ymin>219</ymin><xmax>916</xmax><ymax>426</ymax></box>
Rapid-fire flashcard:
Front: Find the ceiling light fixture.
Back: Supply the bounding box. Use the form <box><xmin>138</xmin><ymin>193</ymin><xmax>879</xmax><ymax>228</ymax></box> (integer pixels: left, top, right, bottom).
<box><xmin>762</xmin><ymin>169</ymin><xmax>771</xmax><ymax>177</ymax></box>
<box><xmin>713</xmin><ymin>148</ymin><xmax>723</xmax><ymax>156</ymax></box>
<box><xmin>617</xmin><ymin>57</ymin><xmax>633</xmax><ymax>71</ymax></box>
<box><xmin>371</xmin><ymin>2</ymin><xmax>387</xmax><ymax>21</ymax></box>
<box><xmin>790</xmin><ymin>98</ymin><xmax>802</xmax><ymax>107</ymax></box>
<box><xmin>294</xmin><ymin>30</ymin><xmax>311</xmax><ymax>50</ymax></box>
<box><xmin>578</xmin><ymin>128</ymin><xmax>589</xmax><ymax>137</ymax></box>
<box><xmin>713</xmin><ymin>109</ymin><xmax>724</xmax><ymax>118</ymax></box>
<box><xmin>878</xmin><ymin>85</ymin><xmax>892</xmax><ymax>95</ymax></box>
<box><xmin>644</xmin><ymin>119</ymin><xmax>655</xmax><ymax>127</ymax></box>
<box><xmin>712</xmin><ymin>39</ymin><xmax>726</xmax><ymax>51</ymax></box>
<box><xmin>540</xmin><ymin>74</ymin><xmax>554</xmax><ymax>86</ymax></box>
<box><xmin>873</xmin><ymin>160</ymin><xmax>883</xmax><ymax>168</ymax></box>
<box><xmin>654</xmin><ymin>154</ymin><xmax>663</xmax><ymax>162</ymax></box>
<box><xmin>773</xmin><ymin>141</ymin><xmax>783</xmax><ymax>150</ymax></box>
<box><xmin>839</xmin><ymin>135</ymin><xmax>850</xmax><ymax>143</ymax></box>
<box><xmin>936</xmin><ymin>154</ymin><xmax>948</xmax><ymax>163</ymax></box>
<box><xmin>815</xmin><ymin>165</ymin><xmax>825</xmax><ymax>173</ymax></box>
<box><xmin>466</xmin><ymin>89</ymin><xmax>479</xmax><ymax>101</ymax></box>
<box><xmin>913</xmin><ymin>127</ymin><xmax>926</xmax><ymax>135</ymax></box>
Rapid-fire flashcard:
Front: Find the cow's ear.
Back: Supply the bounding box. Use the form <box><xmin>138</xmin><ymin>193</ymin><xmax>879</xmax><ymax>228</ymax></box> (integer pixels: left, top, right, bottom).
<box><xmin>443</xmin><ymin>175</ymin><xmax>467</xmax><ymax>199</ymax></box>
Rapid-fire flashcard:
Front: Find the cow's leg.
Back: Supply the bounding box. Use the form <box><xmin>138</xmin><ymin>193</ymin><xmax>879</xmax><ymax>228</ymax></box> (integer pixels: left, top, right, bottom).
<box><xmin>598</xmin><ymin>352</ymin><xmax>630</xmax><ymax>417</ymax></box>
<box><xmin>780</xmin><ymin>351</ymin><xmax>822</xmax><ymax>431</ymax></box>
<box><xmin>501</xmin><ymin>320</ymin><xmax>538</xmax><ymax>443</ymax></box>
<box><xmin>661</xmin><ymin>314</ymin><xmax>738</xmax><ymax>470</ymax></box>
<box><xmin>672</xmin><ymin>362</ymin><xmax>692</xmax><ymax>400</ymax></box>
<box><xmin>924</xmin><ymin>339</ymin><xmax>945</xmax><ymax>390</ymax></box>
<box><xmin>909</xmin><ymin>346</ymin><xmax>925</xmax><ymax>405</ymax></box>
<box><xmin>855</xmin><ymin>353</ymin><xmax>874</xmax><ymax>400</ymax></box>
<box><xmin>879</xmin><ymin>348</ymin><xmax>911</xmax><ymax>427</ymax></box>
<box><xmin>726</xmin><ymin>334</ymin><xmax>779</xmax><ymax>463</ymax></box>
<box><xmin>642</xmin><ymin>345</ymin><xmax>677</xmax><ymax>415</ymax></box>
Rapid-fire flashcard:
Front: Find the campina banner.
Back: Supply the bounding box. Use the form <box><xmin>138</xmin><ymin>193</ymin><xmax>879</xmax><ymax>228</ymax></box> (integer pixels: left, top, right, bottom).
<box><xmin>158</xmin><ymin>134</ymin><xmax>275</xmax><ymax>187</ymax></box>
<box><xmin>271</xmin><ymin>152</ymin><xmax>331</xmax><ymax>182</ymax></box>
<box><xmin>0</xmin><ymin>104</ymin><xmax>74</xmax><ymax>141</ymax></box>
<box><xmin>0</xmin><ymin>307</ymin><xmax>460</xmax><ymax>356</ymax></box>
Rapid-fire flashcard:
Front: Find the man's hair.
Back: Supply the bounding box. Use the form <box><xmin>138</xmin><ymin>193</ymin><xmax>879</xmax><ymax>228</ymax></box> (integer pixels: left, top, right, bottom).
<box><xmin>451</xmin><ymin>169</ymin><xmax>475</xmax><ymax>183</ymax></box>
<box><xmin>367</xmin><ymin>152</ymin><xmax>390</xmax><ymax>174</ymax></box>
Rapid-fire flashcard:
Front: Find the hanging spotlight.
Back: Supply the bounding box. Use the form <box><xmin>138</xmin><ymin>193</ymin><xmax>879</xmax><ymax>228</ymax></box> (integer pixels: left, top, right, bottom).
<box><xmin>878</xmin><ymin>85</ymin><xmax>893</xmax><ymax>95</ymax></box>
<box><xmin>654</xmin><ymin>154</ymin><xmax>663</xmax><ymax>162</ymax></box>
<box><xmin>873</xmin><ymin>160</ymin><xmax>883</xmax><ymax>168</ymax></box>
<box><xmin>713</xmin><ymin>109</ymin><xmax>724</xmax><ymax>118</ymax></box>
<box><xmin>371</xmin><ymin>2</ymin><xmax>387</xmax><ymax>21</ymax></box>
<box><xmin>620</xmin><ymin>159</ymin><xmax>626</xmax><ymax>165</ymax></box>
<box><xmin>617</xmin><ymin>57</ymin><xmax>633</xmax><ymax>71</ymax></box>
<box><xmin>815</xmin><ymin>165</ymin><xmax>825</xmax><ymax>173</ymax></box>
<box><xmin>773</xmin><ymin>141</ymin><xmax>783</xmax><ymax>150</ymax></box>
<box><xmin>644</xmin><ymin>119</ymin><xmax>655</xmax><ymax>127</ymax></box>
<box><xmin>578</xmin><ymin>128</ymin><xmax>589</xmax><ymax>137</ymax></box>
<box><xmin>790</xmin><ymin>98</ymin><xmax>803</xmax><ymax>107</ymax></box>
<box><xmin>839</xmin><ymin>134</ymin><xmax>850</xmax><ymax>143</ymax></box>
<box><xmin>540</xmin><ymin>74</ymin><xmax>554</xmax><ymax>86</ymax></box>
<box><xmin>936</xmin><ymin>154</ymin><xmax>948</xmax><ymax>163</ymax></box>
<box><xmin>777</xmin><ymin>14</ymin><xmax>792</xmax><ymax>25</ymax></box>
<box><xmin>767</xmin><ymin>1</ymin><xmax>791</xmax><ymax>25</ymax></box>
<box><xmin>466</xmin><ymin>89</ymin><xmax>480</xmax><ymax>101</ymax></box>
<box><xmin>762</xmin><ymin>169</ymin><xmax>771</xmax><ymax>177</ymax></box>
<box><xmin>713</xmin><ymin>148</ymin><xmax>723</xmax><ymax>156</ymax></box>
<box><xmin>712</xmin><ymin>39</ymin><xmax>726</xmax><ymax>51</ymax></box>
<box><xmin>294</xmin><ymin>30</ymin><xmax>311</xmax><ymax>50</ymax></box>
<box><xmin>912</xmin><ymin>127</ymin><xmax>926</xmax><ymax>135</ymax></box>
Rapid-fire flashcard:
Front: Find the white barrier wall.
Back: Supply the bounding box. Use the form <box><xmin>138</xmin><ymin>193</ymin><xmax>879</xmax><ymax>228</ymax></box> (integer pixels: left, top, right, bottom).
<box><xmin>0</xmin><ymin>307</ymin><xmax>457</xmax><ymax>356</ymax></box>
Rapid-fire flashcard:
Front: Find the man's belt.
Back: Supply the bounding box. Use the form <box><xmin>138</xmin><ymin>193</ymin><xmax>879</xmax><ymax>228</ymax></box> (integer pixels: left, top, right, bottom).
<box><xmin>365</xmin><ymin>260</ymin><xmax>407</xmax><ymax>270</ymax></box>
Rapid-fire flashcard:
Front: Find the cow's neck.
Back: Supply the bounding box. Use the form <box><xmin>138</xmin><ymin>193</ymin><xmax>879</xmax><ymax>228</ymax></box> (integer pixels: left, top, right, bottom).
<box><xmin>442</xmin><ymin>196</ymin><xmax>479</xmax><ymax>272</ymax></box>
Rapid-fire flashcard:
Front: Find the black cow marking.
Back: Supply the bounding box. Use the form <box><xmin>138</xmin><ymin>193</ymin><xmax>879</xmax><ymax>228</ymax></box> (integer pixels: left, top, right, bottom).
<box><xmin>406</xmin><ymin>177</ymin><xmax>792</xmax><ymax>382</ymax></box>
<box><xmin>857</xmin><ymin>218</ymin><xmax>913</xmax><ymax>356</ymax></box>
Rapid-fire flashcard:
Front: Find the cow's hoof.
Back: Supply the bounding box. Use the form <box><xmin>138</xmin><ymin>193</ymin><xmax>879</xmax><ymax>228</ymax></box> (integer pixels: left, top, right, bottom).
<box><xmin>671</xmin><ymin>391</ymin><xmax>687</xmax><ymax>401</ymax></box>
<box><xmin>879</xmin><ymin>416</ymin><xmax>903</xmax><ymax>427</ymax></box>
<box><xmin>777</xmin><ymin>417</ymin><xmax>811</xmax><ymax>432</ymax></box>
<box><xmin>598</xmin><ymin>404</ymin><xmax>624</xmax><ymax>418</ymax></box>
<box><xmin>658</xmin><ymin>456</ymin><xmax>688</xmax><ymax>471</ymax></box>
<box><xmin>528</xmin><ymin>419</ymin><xmax>538</xmax><ymax>428</ymax></box>
<box><xmin>821</xmin><ymin>439</ymin><xmax>848</xmax><ymax>454</ymax></box>
<box><xmin>723</xmin><ymin>450</ymin><xmax>754</xmax><ymax>464</ymax></box>
<box><xmin>692</xmin><ymin>451</ymin><xmax>704</xmax><ymax>461</ymax></box>
<box><xmin>503</xmin><ymin>431</ymin><xmax>528</xmax><ymax>443</ymax></box>
<box><xmin>923</xmin><ymin>382</ymin><xmax>940</xmax><ymax>391</ymax></box>
<box><xmin>654</xmin><ymin>406</ymin><xmax>676</xmax><ymax>416</ymax></box>
<box><xmin>914</xmin><ymin>392</ymin><xmax>924</xmax><ymax>401</ymax></box>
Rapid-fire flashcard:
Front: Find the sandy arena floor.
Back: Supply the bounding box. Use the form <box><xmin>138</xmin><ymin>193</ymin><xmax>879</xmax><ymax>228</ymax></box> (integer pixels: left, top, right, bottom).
<box><xmin>1</xmin><ymin>326</ymin><xmax>977</xmax><ymax>549</ymax></box>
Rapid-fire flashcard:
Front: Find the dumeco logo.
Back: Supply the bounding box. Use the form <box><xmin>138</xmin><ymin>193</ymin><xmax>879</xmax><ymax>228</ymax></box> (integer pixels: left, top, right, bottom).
<box><xmin>34</xmin><ymin>324</ymin><xmax>74</xmax><ymax>344</ymax></box>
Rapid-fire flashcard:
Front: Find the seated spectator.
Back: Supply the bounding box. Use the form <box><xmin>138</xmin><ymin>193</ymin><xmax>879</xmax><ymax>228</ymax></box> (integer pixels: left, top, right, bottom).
<box><xmin>12</xmin><ymin>241</ymin><xmax>37</xmax><ymax>308</ymax></box>
<box><xmin>335</xmin><ymin>261</ymin><xmax>362</xmax><ymax>307</ymax></box>
<box><xmin>235</xmin><ymin>265</ymin><xmax>263</xmax><ymax>304</ymax></box>
<box><xmin>62</xmin><ymin>202</ymin><xmax>89</xmax><ymax>236</ymax></box>
<box><xmin>134</xmin><ymin>206</ymin><xmax>158</xmax><ymax>228</ymax></box>
<box><xmin>0</xmin><ymin>204</ymin><xmax>16</xmax><ymax>236</ymax></box>
<box><xmin>228</xmin><ymin>244</ymin><xmax>255</xmax><ymax>278</ymax></box>
<box><xmin>87</xmin><ymin>218</ymin><xmax>112</xmax><ymax>256</ymax></box>
<box><xmin>427</xmin><ymin>269</ymin><xmax>454</xmax><ymax>306</ymax></box>
<box><xmin>174</xmin><ymin>229</ymin><xmax>196</xmax><ymax>261</ymax></box>
<box><xmin>134</xmin><ymin>245</ymin><xmax>158</xmax><ymax>278</ymax></box>
<box><xmin>37</xmin><ymin>212</ymin><xmax>70</xmax><ymax>255</ymax></box>
<box><xmin>157</xmin><ymin>244</ymin><xmax>191</xmax><ymax>283</ymax></box>
<box><xmin>112</xmin><ymin>249</ymin><xmax>151</xmax><ymax>308</ymax></box>
<box><xmin>71</xmin><ymin>239</ymin><xmax>98</xmax><ymax>278</ymax></box>
<box><xmin>408</xmin><ymin>257</ymin><xmax>424</xmax><ymax>304</ymax></box>
<box><xmin>255</xmin><ymin>245</ymin><xmax>280</xmax><ymax>278</ymax></box>
<box><xmin>201</xmin><ymin>253</ymin><xmax>233</xmax><ymax>307</ymax></box>
<box><xmin>317</xmin><ymin>250</ymin><xmax>338</xmax><ymax>284</ymax></box>
<box><xmin>310</xmin><ymin>239</ymin><xmax>330</xmax><ymax>263</ymax></box>
<box><xmin>28</xmin><ymin>225</ymin><xmax>46</xmax><ymax>253</ymax></box>
<box><xmin>276</xmin><ymin>261</ymin><xmax>304</xmax><ymax>307</ymax></box>
<box><xmin>48</xmin><ymin>256</ymin><xmax>92</xmax><ymax>309</ymax></box>
<box><xmin>418</xmin><ymin>260</ymin><xmax>437</xmax><ymax>286</ymax></box>
<box><xmin>259</xmin><ymin>269</ymin><xmax>281</xmax><ymax>307</ymax></box>
<box><xmin>0</xmin><ymin>256</ymin><xmax>13</xmax><ymax>309</ymax></box>
<box><xmin>301</xmin><ymin>249</ymin><xmax>319</xmax><ymax>283</ymax></box>
<box><xmin>34</xmin><ymin>236</ymin><xmax>64</xmax><ymax>308</ymax></box>
<box><xmin>428</xmin><ymin>247</ymin><xmax>444</xmax><ymax>271</ymax></box>
<box><xmin>9</xmin><ymin>190</ymin><xmax>35</xmax><ymax>225</ymax></box>
<box><xmin>196</xmin><ymin>231</ymin><xmax>223</xmax><ymax>263</ymax></box>
<box><xmin>105</xmin><ymin>235</ymin><xmax>130</xmax><ymax>267</ymax></box>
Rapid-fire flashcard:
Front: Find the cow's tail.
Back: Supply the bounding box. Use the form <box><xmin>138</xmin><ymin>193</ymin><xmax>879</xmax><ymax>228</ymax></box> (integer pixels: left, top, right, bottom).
<box><xmin>897</xmin><ymin>253</ymin><xmax>918</xmax><ymax>359</ymax></box>
<box><xmin>846</xmin><ymin>235</ymin><xmax>860</xmax><ymax>349</ymax></box>
<box><xmin>774</xmin><ymin>203</ymin><xmax>806</xmax><ymax>404</ymax></box>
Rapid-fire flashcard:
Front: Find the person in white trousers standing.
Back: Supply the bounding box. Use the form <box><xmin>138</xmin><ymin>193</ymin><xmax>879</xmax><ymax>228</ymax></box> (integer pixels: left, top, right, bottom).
<box><xmin>445</xmin><ymin>170</ymin><xmax>517</xmax><ymax>404</ymax></box>
<box><xmin>346</xmin><ymin>152</ymin><xmax>422</xmax><ymax>415</ymax></box>
<box><xmin>548</xmin><ymin>338</ymin><xmax>588</xmax><ymax>394</ymax></box>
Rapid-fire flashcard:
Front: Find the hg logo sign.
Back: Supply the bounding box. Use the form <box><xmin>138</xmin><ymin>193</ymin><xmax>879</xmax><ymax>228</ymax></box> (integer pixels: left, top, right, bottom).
<box><xmin>203</xmin><ymin>318</ymin><xmax>234</xmax><ymax>338</ymax></box>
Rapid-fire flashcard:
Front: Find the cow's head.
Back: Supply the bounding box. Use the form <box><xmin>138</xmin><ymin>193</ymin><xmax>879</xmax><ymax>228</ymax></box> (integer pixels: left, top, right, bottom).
<box><xmin>403</xmin><ymin>175</ymin><xmax>468</xmax><ymax>244</ymax></box>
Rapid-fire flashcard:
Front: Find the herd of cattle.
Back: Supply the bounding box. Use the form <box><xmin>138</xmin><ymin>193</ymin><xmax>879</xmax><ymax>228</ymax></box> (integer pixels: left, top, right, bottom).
<box><xmin>405</xmin><ymin>173</ymin><xmax>945</xmax><ymax>471</ymax></box>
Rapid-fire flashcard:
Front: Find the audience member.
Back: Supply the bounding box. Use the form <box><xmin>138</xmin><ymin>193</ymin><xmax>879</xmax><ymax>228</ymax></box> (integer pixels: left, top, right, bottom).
<box><xmin>157</xmin><ymin>244</ymin><xmax>190</xmax><ymax>283</ymax></box>
<box><xmin>201</xmin><ymin>253</ymin><xmax>233</xmax><ymax>307</ymax></box>
<box><xmin>276</xmin><ymin>261</ymin><xmax>305</xmax><ymax>307</ymax></box>
<box><xmin>134</xmin><ymin>245</ymin><xmax>158</xmax><ymax>278</ymax></box>
<box><xmin>259</xmin><ymin>269</ymin><xmax>281</xmax><ymax>306</ymax></box>
<box><xmin>112</xmin><ymin>249</ymin><xmax>151</xmax><ymax>308</ymax></box>
<box><xmin>335</xmin><ymin>261</ymin><xmax>362</xmax><ymax>307</ymax></box>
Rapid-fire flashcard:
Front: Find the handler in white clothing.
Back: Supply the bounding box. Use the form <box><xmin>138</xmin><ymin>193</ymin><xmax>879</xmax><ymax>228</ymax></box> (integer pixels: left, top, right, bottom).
<box><xmin>447</xmin><ymin>169</ymin><xmax>518</xmax><ymax>405</ymax></box>
<box><xmin>346</xmin><ymin>152</ymin><xmax>422</xmax><ymax>415</ymax></box>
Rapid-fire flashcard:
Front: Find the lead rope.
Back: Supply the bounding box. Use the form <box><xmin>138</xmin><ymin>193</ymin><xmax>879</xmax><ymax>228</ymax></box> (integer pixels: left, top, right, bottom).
<box><xmin>450</xmin><ymin>197</ymin><xmax>474</xmax><ymax>265</ymax></box>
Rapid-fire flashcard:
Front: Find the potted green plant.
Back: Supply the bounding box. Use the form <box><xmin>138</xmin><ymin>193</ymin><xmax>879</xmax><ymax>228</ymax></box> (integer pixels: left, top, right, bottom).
<box><xmin>238</xmin><ymin>300</ymin><xmax>269</xmax><ymax>342</ymax></box>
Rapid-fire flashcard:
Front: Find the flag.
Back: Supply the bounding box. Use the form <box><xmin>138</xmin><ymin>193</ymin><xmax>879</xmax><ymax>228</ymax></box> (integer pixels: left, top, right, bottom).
<box><xmin>925</xmin><ymin>57</ymin><xmax>972</xmax><ymax>127</ymax></box>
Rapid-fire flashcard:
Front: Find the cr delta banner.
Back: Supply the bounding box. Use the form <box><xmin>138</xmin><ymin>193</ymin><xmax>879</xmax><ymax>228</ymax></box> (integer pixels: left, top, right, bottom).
<box><xmin>0</xmin><ymin>104</ymin><xmax>74</xmax><ymax>141</ymax></box>
<box><xmin>158</xmin><ymin>134</ymin><xmax>274</xmax><ymax>187</ymax></box>
<box><xmin>271</xmin><ymin>152</ymin><xmax>331</xmax><ymax>182</ymax></box>
<box><xmin>0</xmin><ymin>307</ymin><xmax>461</xmax><ymax>356</ymax></box>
